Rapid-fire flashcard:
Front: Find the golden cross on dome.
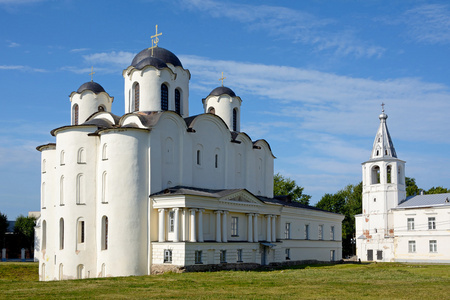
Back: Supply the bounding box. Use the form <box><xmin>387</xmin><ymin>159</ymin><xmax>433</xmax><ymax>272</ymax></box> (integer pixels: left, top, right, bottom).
<box><xmin>149</xmin><ymin>24</ymin><xmax>163</xmax><ymax>56</ymax></box>
<box><xmin>219</xmin><ymin>72</ymin><xmax>226</xmax><ymax>86</ymax></box>
<box><xmin>89</xmin><ymin>66</ymin><xmax>95</xmax><ymax>82</ymax></box>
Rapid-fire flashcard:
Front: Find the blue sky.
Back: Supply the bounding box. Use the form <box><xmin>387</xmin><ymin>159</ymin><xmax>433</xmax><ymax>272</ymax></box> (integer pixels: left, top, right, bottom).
<box><xmin>1</xmin><ymin>0</ymin><xmax>449</xmax><ymax>219</ymax></box>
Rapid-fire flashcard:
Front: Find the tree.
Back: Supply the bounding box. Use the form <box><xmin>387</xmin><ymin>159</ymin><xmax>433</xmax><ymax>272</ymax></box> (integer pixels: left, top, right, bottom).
<box><xmin>273</xmin><ymin>173</ymin><xmax>311</xmax><ymax>205</ymax></box>
<box><xmin>316</xmin><ymin>182</ymin><xmax>362</xmax><ymax>257</ymax></box>
<box><xmin>405</xmin><ymin>177</ymin><xmax>420</xmax><ymax>197</ymax></box>
<box><xmin>14</xmin><ymin>215</ymin><xmax>36</xmax><ymax>256</ymax></box>
<box><xmin>426</xmin><ymin>186</ymin><xmax>449</xmax><ymax>194</ymax></box>
<box><xmin>0</xmin><ymin>212</ymin><xmax>7</xmax><ymax>248</ymax></box>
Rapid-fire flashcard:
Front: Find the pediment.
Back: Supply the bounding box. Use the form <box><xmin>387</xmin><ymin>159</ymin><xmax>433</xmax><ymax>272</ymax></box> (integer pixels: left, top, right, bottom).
<box><xmin>219</xmin><ymin>190</ymin><xmax>263</xmax><ymax>206</ymax></box>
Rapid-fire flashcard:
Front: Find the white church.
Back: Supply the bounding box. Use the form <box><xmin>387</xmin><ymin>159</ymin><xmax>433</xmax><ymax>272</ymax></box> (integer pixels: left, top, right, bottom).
<box><xmin>355</xmin><ymin>109</ymin><xmax>450</xmax><ymax>263</ymax></box>
<box><xmin>35</xmin><ymin>38</ymin><xmax>344</xmax><ymax>280</ymax></box>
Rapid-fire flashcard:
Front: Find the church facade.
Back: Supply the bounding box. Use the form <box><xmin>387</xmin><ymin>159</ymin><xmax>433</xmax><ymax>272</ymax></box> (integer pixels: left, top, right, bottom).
<box><xmin>355</xmin><ymin>110</ymin><xmax>450</xmax><ymax>263</ymax></box>
<box><xmin>35</xmin><ymin>44</ymin><xmax>344</xmax><ymax>281</ymax></box>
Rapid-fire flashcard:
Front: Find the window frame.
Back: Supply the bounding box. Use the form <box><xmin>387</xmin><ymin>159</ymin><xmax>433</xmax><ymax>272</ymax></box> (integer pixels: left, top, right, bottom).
<box><xmin>231</xmin><ymin>216</ymin><xmax>239</xmax><ymax>237</ymax></box>
<box><xmin>237</xmin><ymin>249</ymin><xmax>243</xmax><ymax>262</ymax></box>
<box><xmin>195</xmin><ymin>250</ymin><xmax>202</xmax><ymax>264</ymax></box>
<box><xmin>408</xmin><ymin>240</ymin><xmax>416</xmax><ymax>253</ymax></box>
<box><xmin>318</xmin><ymin>225</ymin><xmax>323</xmax><ymax>240</ymax></box>
<box><xmin>284</xmin><ymin>222</ymin><xmax>291</xmax><ymax>239</ymax></box>
<box><xmin>428</xmin><ymin>217</ymin><xmax>436</xmax><ymax>230</ymax></box>
<box><xmin>164</xmin><ymin>249</ymin><xmax>173</xmax><ymax>263</ymax></box>
<box><xmin>220</xmin><ymin>250</ymin><xmax>227</xmax><ymax>263</ymax></box>
<box><xmin>429</xmin><ymin>240</ymin><xmax>437</xmax><ymax>253</ymax></box>
<box><xmin>407</xmin><ymin>218</ymin><xmax>415</xmax><ymax>231</ymax></box>
<box><xmin>285</xmin><ymin>248</ymin><xmax>290</xmax><ymax>260</ymax></box>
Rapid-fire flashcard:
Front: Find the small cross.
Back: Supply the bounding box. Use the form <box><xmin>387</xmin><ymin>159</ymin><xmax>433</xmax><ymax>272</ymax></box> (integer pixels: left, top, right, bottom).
<box><xmin>381</xmin><ymin>102</ymin><xmax>385</xmax><ymax>113</ymax></box>
<box><xmin>149</xmin><ymin>24</ymin><xmax>163</xmax><ymax>56</ymax></box>
<box><xmin>89</xmin><ymin>66</ymin><xmax>95</xmax><ymax>82</ymax></box>
<box><xmin>219</xmin><ymin>72</ymin><xmax>226</xmax><ymax>86</ymax></box>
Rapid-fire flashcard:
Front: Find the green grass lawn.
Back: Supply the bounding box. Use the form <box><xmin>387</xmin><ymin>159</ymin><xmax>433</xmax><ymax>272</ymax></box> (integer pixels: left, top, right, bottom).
<box><xmin>0</xmin><ymin>262</ymin><xmax>449</xmax><ymax>299</ymax></box>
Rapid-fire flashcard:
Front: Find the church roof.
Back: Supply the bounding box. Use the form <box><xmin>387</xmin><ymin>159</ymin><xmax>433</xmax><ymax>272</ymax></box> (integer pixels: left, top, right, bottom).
<box><xmin>131</xmin><ymin>47</ymin><xmax>183</xmax><ymax>68</ymax></box>
<box><xmin>208</xmin><ymin>86</ymin><xmax>236</xmax><ymax>97</ymax></box>
<box><xmin>369</xmin><ymin>109</ymin><xmax>397</xmax><ymax>160</ymax></box>
<box><xmin>76</xmin><ymin>81</ymin><xmax>106</xmax><ymax>94</ymax></box>
<box><xmin>396</xmin><ymin>193</ymin><xmax>450</xmax><ymax>209</ymax></box>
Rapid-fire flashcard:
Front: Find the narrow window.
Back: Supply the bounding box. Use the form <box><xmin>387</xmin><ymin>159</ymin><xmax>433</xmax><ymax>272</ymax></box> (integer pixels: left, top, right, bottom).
<box><xmin>42</xmin><ymin>159</ymin><xmax>46</xmax><ymax>173</ymax></box>
<box><xmin>367</xmin><ymin>249</ymin><xmax>373</xmax><ymax>261</ymax></box>
<box><xmin>237</xmin><ymin>249</ymin><xmax>243</xmax><ymax>262</ymax></box>
<box><xmin>161</xmin><ymin>83</ymin><xmax>168</xmax><ymax>111</ymax></box>
<box><xmin>330</xmin><ymin>226</ymin><xmax>335</xmax><ymax>240</ymax></box>
<box><xmin>164</xmin><ymin>249</ymin><xmax>172</xmax><ymax>263</ymax></box>
<box><xmin>305</xmin><ymin>224</ymin><xmax>309</xmax><ymax>240</ymax></box>
<box><xmin>42</xmin><ymin>220</ymin><xmax>47</xmax><ymax>250</ymax></box>
<box><xmin>59</xmin><ymin>264</ymin><xmax>63</xmax><ymax>280</ymax></box>
<box><xmin>101</xmin><ymin>264</ymin><xmax>106</xmax><ymax>277</ymax></box>
<box><xmin>76</xmin><ymin>174</ymin><xmax>84</xmax><ymax>204</ymax></box>
<box><xmin>134</xmin><ymin>82</ymin><xmax>140</xmax><ymax>111</ymax></box>
<box><xmin>208</xmin><ymin>107</ymin><xmax>215</xmax><ymax>114</ymax></box>
<box><xmin>59</xmin><ymin>218</ymin><xmax>64</xmax><ymax>250</ymax></box>
<box><xmin>77</xmin><ymin>264</ymin><xmax>84</xmax><ymax>279</ymax></box>
<box><xmin>284</xmin><ymin>223</ymin><xmax>291</xmax><ymax>239</ymax></box>
<box><xmin>215</xmin><ymin>154</ymin><xmax>218</xmax><ymax>168</ymax></box>
<box><xmin>60</xmin><ymin>176</ymin><xmax>64</xmax><ymax>205</ymax></box>
<box><xmin>408</xmin><ymin>240</ymin><xmax>416</xmax><ymax>253</ymax></box>
<box><xmin>102</xmin><ymin>172</ymin><xmax>107</xmax><ymax>203</ymax></box>
<box><xmin>41</xmin><ymin>182</ymin><xmax>46</xmax><ymax>208</ymax></box>
<box><xmin>78</xmin><ymin>220</ymin><xmax>85</xmax><ymax>244</ymax></box>
<box><xmin>429</xmin><ymin>240</ymin><xmax>437</xmax><ymax>253</ymax></box>
<box><xmin>407</xmin><ymin>218</ymin><xmax>414</xmax><ymax>230</ymax></box>
<box><xmin>428</xmin><ymin>217</ymin><xmax>436</xmax><ymax>230</ymax></box>
<box><xmin>232</xmin><ymin>108</ymin><xmax>237</xmax><ymax>131</ymax></box>
<box><xmin>196</xmin><ymin>150</ymin><xmax>201</xmax><ymax>165</ymax></box>
<box><xmin>371</xmin><ymin>166</ymin><xmax>380</xmax><ymax>184</ymax></box>
<box><xmin>318</xmin><ymin>225</ymin><xmax>323</xmax><ymax>240</ymax></box>
<box><xmin>60</xmin><ymin>151</ymin><xmax>65</xmax><ymax>166</ymax></box>
<box><xmin>73</xmin><ymin>104</ymin><xmax>79</xmax><ymax>125</ymax></box>
<box><xmin>231</xmin><ymin>216</ymin><xmax>239</xmax><ymax>236</ymax></box>
<box><xmin>387</xmin><ymin>165</ymin><xmax>392</xmax><ymax>183</ymax></box>
<box><xmin>41</xmin><ymin>263</ymin><xmax>46</xmax><ymax>280</ymax></box>
<box><xmin>102</xmin><ymin>216</ymin><xmax>108</xmax><ymax>250</ymax></box>
<box><xmin>175</xmin><ymin>89</ymin><xmax>181</xmax><ymax>114</ymax></box>
<box><xmin>220</xmin><ymin>250</ymin><xmax>227</xmax><ymax>263</ymax></box>
<box><xmin>102</xmin><ymin>144</ymin><xmax>108</xmax><ymax>160</ymax></box>
<box><xmin>285</xmin><ymin>248</ymin><xmax>291</xmax><ymax>260</ymax></box>
<box><xmin>169</xmin><ymin>211</ymin><xmax>175</xmax><ymax>232</ymax></box>
<box><xmin>195</xmin><ymin>250</ymin><xmax>202</xmax><ymax>264</ymax></box>
<box><xmin>330</xmin><ymin>250</ymin><xmax>336</xmax><ymax>261</ymax></box>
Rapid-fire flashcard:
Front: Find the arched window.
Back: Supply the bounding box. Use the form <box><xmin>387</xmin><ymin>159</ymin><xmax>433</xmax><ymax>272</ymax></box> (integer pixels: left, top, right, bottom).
<box><xmin>98</xmin><ymin>105</ymin><xmax>105</xmax><ymax>112</ymax></box>
<box><xmin>59</xmin><ymin>218</ymin><xmax>64</xmax><ymax>250</ymax></box>
<box><xmin>42</xmin><ymin>220</ymin><xmax>47</xmax><ymax>250</ymax></box>
<box><xmin>232</xmin><ymin>108</ymin><xmax>238</xmax><ymax>131</ymax></box>
<box><xmin>102</xmin><ymin>216</ymin><xmax>108</xmax><ymax>250</ymax></box>
<box><xmin>101</xmin><ymin>263</ymin><xmax>106</xmax><ymax>277</ymax></box>
<box><xmin>371</xmin><ymin>166</ymin><xmax>380</xmax><ymax>184</ymax></box>
<box><xmin>196</xmin><ymin>150</ymin><xmax>201</xmax><ymax>165</ymax></box>
<box><xmin>208</xmin><ymin>107</ymin><xmax>215</xmax><ymax>114</ymax></box>
<box><xmin>76</xmin><ymin>174</ymin><xmax>84</xmax><ymax>204</ymax></box>
<box><xmin>41</xmin><ymin>182</ymin><xmax>45</xmax><ymax>208</ymax></box>
<box><xmin>41</xmin><ymin>263</ymin><xmax>46</xmax><ymax>281</ymax></box>
<box><xmin>60</xmin><ymin>176</ymin><xmax>64</xmax><ymax>205</ymax></box>
<box><xmin>42</xmin><ymin>159</ymin><xmax>46</xmax><ymax>173</ymax></box>
<box><xmin>134</xmin><ymin>82</ymin><xmax>140</xmax><ymax>111</ymax></box>
<box><xmin>215</xmin><ymin>154</ymin><xmax>218</xmax><ymax>168</ymax></box>
<box><xmin>73</xmin><ymin>104</ymin><xmax>79</xmax><ymax>125</ymax></box>
<box><xmin>175</xmin><ymin>89</ymin><xmax>181</xmax><ymax>114</ymax></box>
<box><xmin>77</xmin><ymin>148</ymin><xmax>86</xmax><ymax>164</ymax></box>
<box><xmin>102</xmin><ymin>172</ymin><xmax>107</xmax><ymax>203</ymax></box>
<box><xmin>77</xmin><ymin>218</ymin><xmax>85</xmax><ymax>245</ymax></box>
<box><xmin>387</xmin><ymin>165</ymin><xmax>392</xmax><ymax>183</ymax></box>
<box><xmin>102</xmin><ymin>144</ymin><xmax>107</xmax><ymax>160</ymax></box>
<box><xmin>161</xmin><ymin>83</ymin><xmax>168</xmax><ymax>111</ymax></box>
<box><xmin>60</xmin><ymin>150</ymin><xmax>65</xmax><ymax>165</ymax></box>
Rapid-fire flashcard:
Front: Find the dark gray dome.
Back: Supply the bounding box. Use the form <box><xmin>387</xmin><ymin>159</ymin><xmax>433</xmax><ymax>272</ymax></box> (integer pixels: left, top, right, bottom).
<box><xmin>77</xmin><ymin>81</ymin><xmax>106</xmax><ymax>94</ymax></box>
<box><xmin>209</xmin><ymin>86</ymin><xmax>236</xmax><ymax>97</ymax></box>
<box><xmin>131</xmin><ymin>47</ymin><xmax>183</xmax><ymax>68</ymax></box>
<box><xmin>134</xmin><ymin>57</ymin><xmax>168</xmax><ymax>70</ymax></box>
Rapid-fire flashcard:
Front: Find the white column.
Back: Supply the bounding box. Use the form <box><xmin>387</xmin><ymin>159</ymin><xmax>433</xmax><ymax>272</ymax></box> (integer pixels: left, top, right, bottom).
<box><xmin>173</xmin><ymin>208</ymin><xmax>179</xmax><ymax>242</ymax></box>
<box><xmin>253</xmin><ymin>214</ymin><xmax>259</xmax><ymax>243</ymax></box>
<box><xmin>271</xmin><ymin>215</ymin><xmax>276</xmax><ymax>242</ymax></box>
<box><xmin>198</xmin><ymin>209</ymin><xmax>204</xmax><ymax>242</ymax></box>
<box><xmin>222</xmin><ymin>211</ymin><xmax>228</xmax><ymax>243</ymax></box>
<box><xmin>190</xmin><ymin>209</ymin><xmax>197</xmax><ymax>242</ymax></box>
<box><xmin>215</xmin><ymin>211</ymin><xmax>222</xmax><ymax>242</ymax></box>
<box><xmin>158</xmin><ymin>208</ymin><xmax>166</xmax><ymax>242</ymax></box>
<box><xmin>181</xmin><ymin>208</ymin><xmax>187</xmax><ymax>241</ymax></box>
<box><xmin>266</xmin><ymin>215</ymin><xmax>271</xmax><ymax>242</ymax></box>
<box><xmin>247</xmin><ymin>213</ymin><xmax>253</xmax><ymax>242</ymax></box>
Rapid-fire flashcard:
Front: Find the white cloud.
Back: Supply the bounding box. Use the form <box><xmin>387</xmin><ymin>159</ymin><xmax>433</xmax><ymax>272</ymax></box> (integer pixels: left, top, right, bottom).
<box><xmin>70</xmin><ymin>48</ymin><xmax>90</xmax><ymax>53</ymax></box>
<box><xmin>7</xmin><ymin>41</ymin><xmax>20</xmax><ymax>47</ymax></box>
<box><xmin>403</xmin><ymin>4</ymin><xmax>450</xmax><ymax>44</ymax></box>
<box><xmin>0</xmin><ymin>65</ymin><xmax>47</xmax><ymax>72</ymax></box>
<box><xmin>82</xmin><ymin>51</ymin><xmax>135</xmax><ymax>67</ymax></box>
<box><xmin>181</xmin><ymin>0</ymin><xmax>384</xmax><ymax>58</ymax></box>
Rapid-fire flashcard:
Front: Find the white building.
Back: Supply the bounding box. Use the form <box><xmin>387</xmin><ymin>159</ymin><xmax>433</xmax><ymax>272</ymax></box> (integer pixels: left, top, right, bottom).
<box><xmin>355</xmin><ymin>109</ymin><xmax>450</xmax><ymax>263</ymax></box>
<box><xmin>35</xmin><ymin>44</ymin><xmax>344</xmax><ymax>281</ymax></box>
